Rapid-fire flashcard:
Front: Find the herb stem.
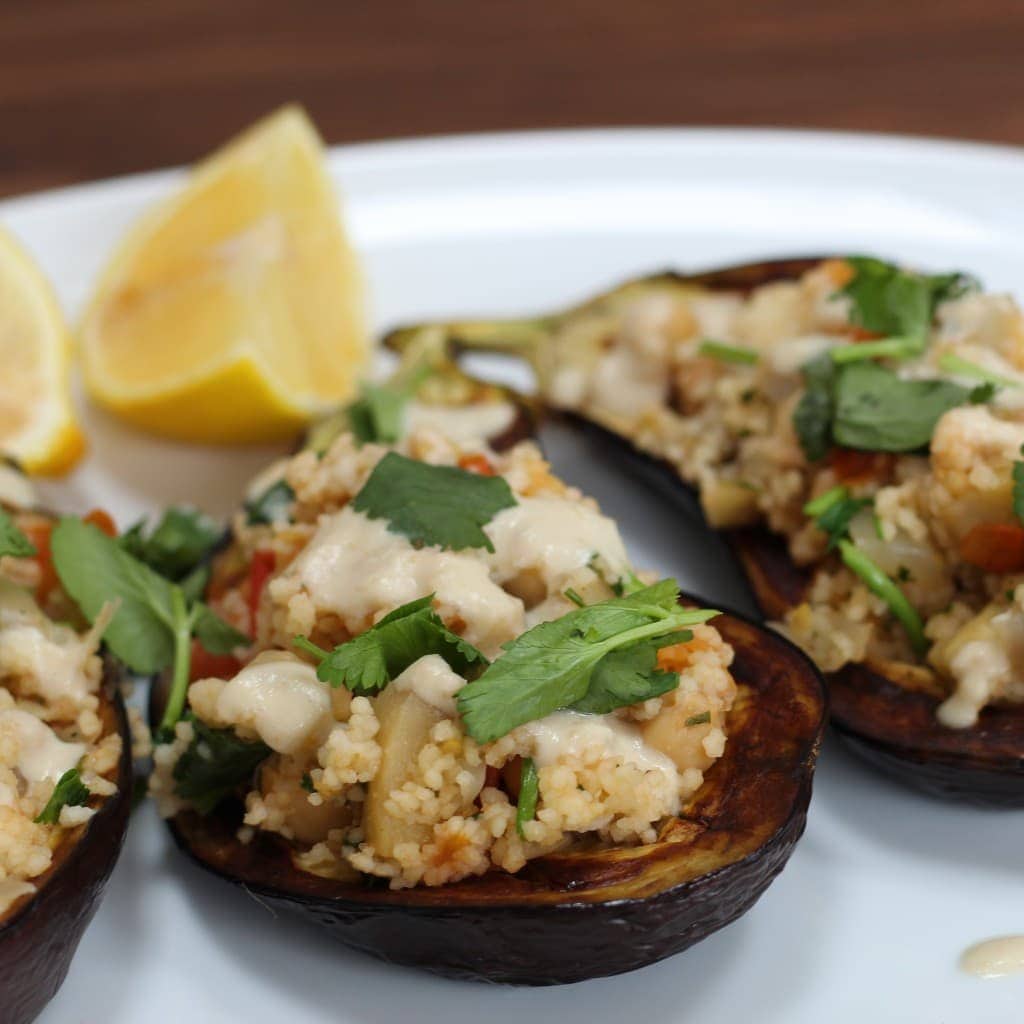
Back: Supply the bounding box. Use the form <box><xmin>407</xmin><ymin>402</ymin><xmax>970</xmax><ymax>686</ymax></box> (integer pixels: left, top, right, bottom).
<box><xmin>937</xmin><ymin>352</ymin><xmax>1021</xmax><ymax>389</ymax></box>
<box><xmin>803</xmin><ymin>485</ymin><xmax>849</xmax><ymax>518</ymax></box>
<box><xmin>837</xmin><ymin>539</ymin><xmax>928</xmax><ymax>656</ymax></box>
<box><xmin>515</xmin><ymin>758</ymin><xmax>539</xmax><ymax>838</ymax></box>
<box><xmin>698</xmin><ymin>339</ymin><xmax>759</xmax><ymax>365</ymax></box>
<box><xmin>159</xmin><ymin>586</ymin><xmax>194</xmax><ymax>740</ymax></box>
<box><xmin>831</xmin><ymin>335</ymin><xmax>924</xmax><ymax>364</ymax></box>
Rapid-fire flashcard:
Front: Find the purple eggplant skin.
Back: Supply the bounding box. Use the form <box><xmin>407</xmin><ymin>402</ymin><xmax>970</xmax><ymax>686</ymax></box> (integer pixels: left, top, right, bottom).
<box><xmin>0</xmin><ymin>663</ymin><xmax>132</xmax><ymax>1024</ymax></box>
<box><xmin>441</xmin><ymin>255</ymin><xmax>1024</xmax><ymax>806</ymax></box>
<box><xmin>160</xmin><ymin>600</ymin><xmax>826</xmax><ymax>985</ymax></box>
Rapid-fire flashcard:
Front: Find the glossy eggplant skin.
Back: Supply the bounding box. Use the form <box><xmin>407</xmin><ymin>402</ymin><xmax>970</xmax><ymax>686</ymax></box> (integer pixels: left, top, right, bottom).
<box><xmin>164</xmin><ymin>601</ymin><xmax>826</xmax><ymax>985</ymax></box>
<box><xmin>0</xmin><ymin>661</ymin><xmax>132</xmax><ymax>1024</ymax></box>
<box><xmin>417</xmin><ymin>256</ymin><xmax>1024</xmax><ymax>805</ymax></box>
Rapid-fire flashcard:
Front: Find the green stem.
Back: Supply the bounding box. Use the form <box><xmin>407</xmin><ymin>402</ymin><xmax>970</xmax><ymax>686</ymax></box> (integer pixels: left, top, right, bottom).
<box><xmin>838</xmin><ymin>539</ymin><xmax>928</xmax><ymax>656</ymax></box>
<box><xmin>831</xmin><ymin>335</ymin><xmax>924</xmax><ymax>363</ymax></box>
<box><xmin>292</xmin><ymin>636</ymin><xmax>330</xmax><ymax>662</ymax></box>
<box><xmin>803</xmin><ymin>485</ymin><xmax>849</xmax><ymax>518</ymax></box>
<box><xmin>698</xmin><ymin>339</ymin><xmax>759</xmax><ymax>365</ymax></box>
<box><xmin>937</xmin><ymin>352</ymin><xmax>1021</xmax><ymax>389</ymax></box>
<box><xmin>159</xmin><ymin>587</ymin><xmax>194</xmax><ymax>741</ymax></box>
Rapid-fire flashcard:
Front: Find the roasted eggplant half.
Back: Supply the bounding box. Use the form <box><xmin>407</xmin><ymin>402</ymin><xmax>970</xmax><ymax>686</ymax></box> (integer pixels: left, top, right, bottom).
<box><xmin>384</xmin><ymin>257</ymin><xmax>1024</xmax><ymax>805</ymax></box>
<box><xmin>0</xmin><ymin>502</ymin><xmax>133</xmax><ymax>1024</ymax></box>
<box><xmin>148</xmin><ymin>419</ymin><xmax>825</xmax><ymax>985</ymax></box>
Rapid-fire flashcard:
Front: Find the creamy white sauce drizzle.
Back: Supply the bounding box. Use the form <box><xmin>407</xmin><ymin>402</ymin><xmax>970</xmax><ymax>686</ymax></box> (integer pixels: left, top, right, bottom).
<box><xmin>391</xmin><ymin>654</ymin><xmax>465</xmax><ymax>716</ymax></box>
<box><xmin>215</xmin><ymin>652</ymin><xmax>332</xmax><ymax>755</ymax></box>
<box><xmin>0</xmin><ymin>709</ymin><xmax>85</xmax><ymax>784</ymax></box>
<box><xmin>959</xmin><ymin>936</ymin><xmax>1024</xmax><ymax>978</ymax></box>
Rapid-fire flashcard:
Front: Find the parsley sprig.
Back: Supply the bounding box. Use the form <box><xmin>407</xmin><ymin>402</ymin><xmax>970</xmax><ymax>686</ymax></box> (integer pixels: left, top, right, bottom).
<box><xmin>34</xmin><ymin>768</ymin><xmax>90</xmax><ymax>824</ymax></box>
<box><xmin>294</xmin><ymin>595</ymin><xmax>488</xmax><ymax>694</ymax></box>
<box><xmin>456</xmin><ymin>581</ymin><xmax>718</xmax><ymax>743</ymax></box>
<box><xmin>50</xmin><ymin>517</ymin><xmax>248</xmax><ymax>742</ymax></box>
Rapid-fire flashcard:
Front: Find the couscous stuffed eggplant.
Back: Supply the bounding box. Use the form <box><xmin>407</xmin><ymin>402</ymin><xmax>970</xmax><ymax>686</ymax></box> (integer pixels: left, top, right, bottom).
<box><xmin>148</xmin><ymin>393</ymin><xmax>825</xmax><ymax>984</ymax></box>
<box><xmin>385</xmin><ymin>257</ymin><xmax>1024</xmax><ymax>804</ymax></box>
<box><xmin>0</xmin><ymin>494</ymin><xmax>132</xmax><ymax>1024</ymax></box>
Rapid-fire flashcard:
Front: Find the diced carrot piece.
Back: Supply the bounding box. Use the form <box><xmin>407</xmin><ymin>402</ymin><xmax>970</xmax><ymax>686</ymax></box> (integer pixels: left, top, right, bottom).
<box><xmin>21</xmin><ymin>520</ymin><xmax>57</xmax><ymax>603</ymax></box>
<box><xmin>458</xmin><ymin>453</ymin><xmax>495</xmax><ymax>476</ymax></box>
<box><xmin>83</xmin><ymin>508</ymin><xmax>118</xmax><ymax>537</ymax></box>
<box><xmin>959</xmin><ymin>522</ymin><xmax>1024</xmax><ymax>574</ymax></box>
<box><xmin>189</xmin><ymin>638</ymin><xmax>243</xmax><ymax>682</ymax></box>
<box><xmin>821</xmin><ymin>258</ymin><xmax>854</xmax><ymax>288</ymax></box>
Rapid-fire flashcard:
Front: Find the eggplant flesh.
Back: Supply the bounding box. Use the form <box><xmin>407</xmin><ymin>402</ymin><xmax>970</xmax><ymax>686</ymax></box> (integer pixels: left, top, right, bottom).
<box><xmin>163</xmin><ymin>602</ymin><xmax>826</xmax><ymax>985</ymax></box>
<box><xmin>0</xmin><ymin>661</ymin><xmax>132</xmax><ymax>1024</ymax></box>
<box><xmin>383</xmin><ymin>257</ymin><xmax>1024</xmax><ymax>806</ymax></box>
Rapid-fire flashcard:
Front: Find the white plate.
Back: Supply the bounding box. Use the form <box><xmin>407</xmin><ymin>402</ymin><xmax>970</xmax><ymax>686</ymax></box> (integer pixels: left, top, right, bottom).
<box><xmin>5</xmin><ymin>128</ymin><xmax>1022</xmax><ymax>1023</ymax></box>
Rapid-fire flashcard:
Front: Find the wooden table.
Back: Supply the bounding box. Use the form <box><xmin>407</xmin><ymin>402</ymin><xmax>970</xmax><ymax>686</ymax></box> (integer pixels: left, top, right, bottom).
<box><xmin>1</xmin><ymin>0</ymin><xmax>1022</xmax><ymax>197</ymax></box>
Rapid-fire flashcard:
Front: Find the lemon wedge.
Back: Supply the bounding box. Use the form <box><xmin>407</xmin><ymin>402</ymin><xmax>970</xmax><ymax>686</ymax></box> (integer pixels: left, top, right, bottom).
<box><xmin>80</xmin><ymin>105</ymin><xmax>369</xmax><ymax>444</ymax></box>
<box><xmin>0</xmin><ymin>226</ymin><xmax>84</xmax><ymax>475</ymax></box>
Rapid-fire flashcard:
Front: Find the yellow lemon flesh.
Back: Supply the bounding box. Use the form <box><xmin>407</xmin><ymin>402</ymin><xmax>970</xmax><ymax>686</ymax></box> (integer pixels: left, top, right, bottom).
<box><xmin>80</xmin><ymin>105</ymin><xmax>369</xmax><ymax>444</ymax></box>
<box><xmin>0</xmin><ymin>226</ymin><xmax>84</xmax><ymax>475</ymax></box>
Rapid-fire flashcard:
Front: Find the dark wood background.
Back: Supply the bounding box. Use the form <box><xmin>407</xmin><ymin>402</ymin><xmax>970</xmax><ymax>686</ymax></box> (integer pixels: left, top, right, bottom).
<box><xmin>1</xmin><ymin>0</ymin><xmax>1022</xmax><ymax>197</ymax></box>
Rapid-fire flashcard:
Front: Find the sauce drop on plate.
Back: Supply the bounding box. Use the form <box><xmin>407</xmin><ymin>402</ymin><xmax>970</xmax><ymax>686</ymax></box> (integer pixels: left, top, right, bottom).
<box><xmin>959</xmin><ymin>936</ymin><xmax>1024</xmax><ymax>978</ymax></box>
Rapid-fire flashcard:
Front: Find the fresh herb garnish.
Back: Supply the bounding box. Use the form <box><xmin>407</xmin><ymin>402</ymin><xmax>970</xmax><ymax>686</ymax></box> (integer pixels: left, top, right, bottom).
<box><xmin>352</xmin><ymin>452</ymin><xmax>517</xmax><ymax>552</ymax></box>
<box><xmin>119</xmin><ymin>506</ymin><xmax>221</xmax><ymax>581</ymax></box>
<box><xmin>564</xmin><ymin>587</ymin><xmax>585</xmax><ymax>607</ymax></box>
<box><xmin>837</xmin><ymin>539</ymin><xmax>927</xmax><ymax>656</ymax></box>
<box><xmin>937</xmin><ymin>352</ymin><xmax>1021</xmax><ymax>390</ymax></box>
<box><xmin>685</xmin><ymin>711</ymin><xmax>711</xmax><ymax>727</ymax></box>
<box><xmin>803</xmin><ymin>486</ymin><xmax>872</xmax><ymax>550</ymax></box>
<box><xmin>456</xmin><ymin>581</ymin><xmax>718</xmax><ymax>743</ymax></box>
<box><xmin>34</xmin><ymin>768</ymin><xmax>90</xmax><ymax>824</ymax></box>
<box><xmin>1013</xmin><ymin>445</ymin><xmax>1024</xmax><ymax>527</ymax></box>
<box><xmin>244</xmin><ymin>480</ymin><xmax>296</xmax><ymax>526</ymax></box>
<box><xmin>515</xmin><ymin>758</ymin><xmax>539</xmax><ymax>839</ymax></box>
<box><xmin>793</xmin><ymin>352</ymin><xmax>838</xmax><ymax>461</ymax></box>
<box><xmin>832</xmin><ymin>257</ymin><xmax>975</xmax><ymax>364</ymax></box>
<box><xmin>698</xmin><ymin>339</ymin><xmax>759</xmax><ymax>365</ymax></box>
<box><xmin>0</xmin><ymin>508</ymin><xmax>35</xmax><ymax>559</ymax></box>
<box><xmin>294</xmin><ymin>595</ymin><xmax>488</xmax><ymax>695</ymax></box>
<box><xmin>172</xmin><ymin>716</ymin><xmax>271</xmax><ymax>815</ymax></box>
<box><xmin>50</xmin><ymin>518</ymin><xmax>248</xmax><ymax>742</ymax></box>
<box><xmin>346</xmin><ymin>383</ymin><xmax>409</xmax><ymax>445</ymax></box>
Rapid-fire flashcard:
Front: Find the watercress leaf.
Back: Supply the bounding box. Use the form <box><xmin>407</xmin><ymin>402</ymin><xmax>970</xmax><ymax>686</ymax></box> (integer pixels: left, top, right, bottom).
<box><xmin>0</xmin><ymin>508</ymin><xmax>35</xmax><ymax>559</ymax></box>
<box><xmin>191</xmin><ymin>602</ymin><xmax>248</xmax><ymax>655</ymax></box>
<box><xmin>793</xmin><ymin>352</ymin><xmax>836</xmax><ymax>461</ymax></box>
<box><xmin>301</xmin><ymin>595</ymin><xmax>488</xmax><ymax>694</ymax></box>
<box><xmin>457</xmin><ymin>582</ymin><xmax>718</xmax><ymax>743</ymax></box>
<box><xmin>571</xmin><ymin>630</ymin><xmax>690</xmax><ymax>715</ymax></box>
<box><xmin>515</xmin><ymin>758</ymin><xmax>539</xmax><ymax>839</ymax></box>
<box><xmin>51</xmin><ymin>517</ymin><xmax>177</xmax><ymax>674</ymax></box>
<box><xmin>172</xmin><ymin>716</ymin><xmax>271</xmax><ymax>816</ymax></box>
<box><xmin>352</xmin><ymin>452</ymin><xmax>517</xmax><ymax>552</ymax></box>
<box><xmin>832</xmin><ymin>362</ymin><xmax>974</xmax><ymax>452</ymax></box>
<box><xmin>179</xmin><ymin>563</ymin><xmax>211</xmax><ymax>604</ymax></box>
<box><xmin>119</xmin><ymin>506</ymin><xmax>221</xmax><ymax>580</ymax></box>
<box><xmin>34</xmin><ymin>768</ymin><xmax>89</xmax><ymax>824</ymax></box>
<box><xmin>245</xmin><ymin>479</ymin><xmax>296</xmax><ymax>526</ymax></box>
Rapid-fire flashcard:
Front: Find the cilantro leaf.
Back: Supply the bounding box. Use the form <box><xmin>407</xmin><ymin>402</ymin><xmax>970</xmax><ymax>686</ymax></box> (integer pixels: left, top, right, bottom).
<box><xmin>793</xmin><ymin>352</ymin><xmax>837</xmax><ymax>462</ymax></box>
<box><xmin>833</xmin><ymin>257</ymin><xmax>975</xmax><ymax>362</ymax></box>
<box><xmin>1013</xmin><ymin>445</ymin><xmax>1024</xmax><ymax>526</ymax></box>
<box><xmin>803</xmin><ymin>486</ymin><xmax>872</xmax><ymax>550</ymax></box>
<box><xmin>515</xmin><ymin>758</ymin><xmax>539</xmax><ymax>838</ymax></box>
<box><xmin>119</xmin><ymin>506</ymin><xmax>221</xmax><ymax>581</ymax></box>
<box><xmin>571</xmin><ymin>630</ymin><xmax>691</xmax><ymax>715</ymax></box>
<box><xmin>832</xmin><ymin>362</ymin><xmax>979</xmax><ymax>452</ymax></box>
<box><xmin>456</xmin><ymin>581</ymin><xmax>718</xmax><ymax>743</ymax></box>
<box><xmin>295</xmin><ymin>595</ymin><xmax>488</xmax><ymax>694</ymax></box>
<box><xmin>346</xmin><ymin>384</ymin><xmax>409</xmax><ymax>444</ymax></box>
<box><xmin>0</xmin><ymin>508</ymin><xmax>35</xmax><ymax>559</ymax></box>
<box><xmin>34</xmin><ymin>768</ymin><xmax>90</xmax><ymax>824</ymax></box>
<box><xmin>352</xmin><ymin>452</ymin><xmax>517</xmax><ymax>552</ymax></box>
<box><xmin>172</xmin><ymin>717</ymin><xmax>271</xmax><ymax>815</ymax></box>
<box><xmin>244</xmin><ymin>480</ymin><xmax>296</xmax><ymax>526</ymax></box>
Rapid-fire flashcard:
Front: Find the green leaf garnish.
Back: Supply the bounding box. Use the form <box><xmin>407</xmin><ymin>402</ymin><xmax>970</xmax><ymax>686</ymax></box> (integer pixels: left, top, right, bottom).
<box><xmin>352</xmin><ymin>452</ymin><xmax>517</xmax><ymax>552</ymax></box>
<box><xmin>793</xmin><ymin>352</ymin><xmax>837</xmax><ymax>462</ymax></box>
<box><xmin>803</xmin><ymin>486</ymin><xmax>872</xmax><ymax>551</ymax></box>
<box><xmin>456</xmin><ymin>581</ymin><xmax>718</xmax><ymax>743</ymax></box>
<box><xmin>172</xmin><ymin>717</ymin><xmax>271</xmax><ymax>815</ymax></box>
<box><xmin>1013</xmin><ymin>445</ymin><xmax>1024</xmax><ymax>527</ymax></box>
<box><xmin>34</xmin><ymin>768</ymin><xmax>89</xmax><ymax>824</ymax></box>
<box><xmin>837</xmin><ymin>539</ymin><xmax>927</xmax><ymax>656</ymax></box>
<box><xmin>0</xmin><ymin>508</ymin><xmax>36</xmax><ymax>559</ymax></box>
<box><xmin>50</xmin><ymin>518</ymin><xmax>245</xmax><ymax>743</ymax></box>
<box><xmin>515</xmin><ymin>758</ymin><xmax>539</xmax><ymax>839</ymax></box>
<box><xmin>346</xmin><ymin>384</ymin><xmax>409</xmax><ymax>445</ymax></box>
<box><xmin>119</xmin><ymin>506</ymin><xmax>221</xmax><ymax>581</ymax></box>
<box><xmin>698</xmin><ymin>339</ymin><xmax>758</xmax><ymax>365</ymax></box>
<box><xmin>244</xmin><ymin>480</ymin><xmax>296</xmax><ymax>526</ymax></box>
<box><xmin>294</xmin><ymin>595</ymin><xmax>488</xmax><ymax>695</ymax></box>
<box><xmin>831</xmin><ymin>257</ymin><xmax>975</xmax><ymax>364</ymax></box>
<box><xmin>832</xmin><ymin>362</ymin><xmax>983</xmax><ymax>452</ymax></box>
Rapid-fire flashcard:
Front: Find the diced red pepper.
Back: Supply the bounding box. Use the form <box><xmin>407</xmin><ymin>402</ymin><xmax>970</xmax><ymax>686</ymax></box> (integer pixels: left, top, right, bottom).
<box><xmin>246</xmin><ymin>549</ymin><xmax>276</xmax><ymax>638</ymax></box>
<box><xmin>189</xmin><ymin>638</ymin><xmax>243</xmax><ymax>682</ymax></box>
<box><xmin>959</xmin><ymin>522</ymin><xmax>1024</xmax><ymax>574</ymax></box>
<box><xmin>828</xmin><ymin>448</ymin><xmax>895</xmax><ymax>485</ymax></box>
